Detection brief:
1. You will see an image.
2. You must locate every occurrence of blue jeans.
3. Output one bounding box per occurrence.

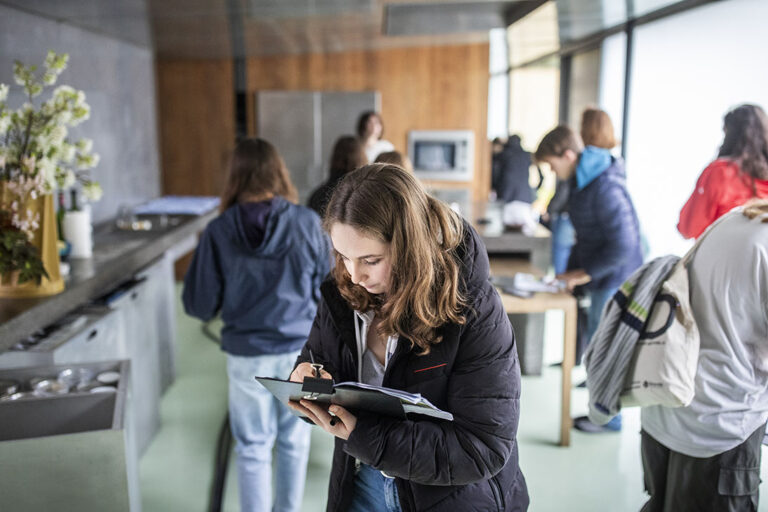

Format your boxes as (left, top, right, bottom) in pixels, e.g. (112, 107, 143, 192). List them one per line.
(227, 351, 310, 512)
(348, 464, 402, 512)
(550, 213, 575, 275)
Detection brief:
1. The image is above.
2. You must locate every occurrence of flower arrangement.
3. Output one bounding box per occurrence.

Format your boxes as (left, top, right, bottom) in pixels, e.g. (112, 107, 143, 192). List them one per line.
(0, 51, 101, 285)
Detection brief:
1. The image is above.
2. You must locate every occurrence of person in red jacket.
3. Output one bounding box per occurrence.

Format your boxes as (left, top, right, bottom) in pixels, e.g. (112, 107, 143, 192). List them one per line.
(678, 104, 768, 239)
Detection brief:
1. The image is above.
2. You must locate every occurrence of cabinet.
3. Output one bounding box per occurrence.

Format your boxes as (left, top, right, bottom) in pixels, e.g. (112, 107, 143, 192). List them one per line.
(0, 361, 140, 512)
(256, 90, 379, 200)
(0, 255, 177, 457)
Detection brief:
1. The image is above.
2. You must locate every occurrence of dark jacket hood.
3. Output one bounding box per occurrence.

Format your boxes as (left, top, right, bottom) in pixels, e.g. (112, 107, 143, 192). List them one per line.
(223, 196, 291, 255)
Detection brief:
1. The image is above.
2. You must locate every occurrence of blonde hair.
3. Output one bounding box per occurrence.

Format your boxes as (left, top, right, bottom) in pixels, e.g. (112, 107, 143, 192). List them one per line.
(743, 198, 768, 222)
(324, 164, 466, 354)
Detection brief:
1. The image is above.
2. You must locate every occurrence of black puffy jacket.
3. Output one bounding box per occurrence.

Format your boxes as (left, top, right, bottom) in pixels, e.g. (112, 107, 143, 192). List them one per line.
(296, 224, 529, 512)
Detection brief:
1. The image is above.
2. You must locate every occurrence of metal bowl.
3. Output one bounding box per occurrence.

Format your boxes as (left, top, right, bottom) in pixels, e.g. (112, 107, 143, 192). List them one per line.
(32, 378, 69, 396)
(0, 379, 19, 398)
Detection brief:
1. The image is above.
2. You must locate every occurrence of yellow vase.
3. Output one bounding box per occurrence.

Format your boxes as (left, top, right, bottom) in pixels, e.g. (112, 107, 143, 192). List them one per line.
(0, 191, 65, 298)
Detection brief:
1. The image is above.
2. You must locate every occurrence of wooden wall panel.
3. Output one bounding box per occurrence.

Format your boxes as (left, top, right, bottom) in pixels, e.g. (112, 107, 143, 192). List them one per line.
(156, 58, 235, 278)
(246, 43, 491, 200)
(156, 58, 235, 197)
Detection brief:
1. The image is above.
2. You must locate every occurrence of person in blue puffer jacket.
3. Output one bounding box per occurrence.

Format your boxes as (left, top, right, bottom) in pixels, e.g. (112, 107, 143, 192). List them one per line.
(183, 138, 331, 512)
(535, 125, 643, 433)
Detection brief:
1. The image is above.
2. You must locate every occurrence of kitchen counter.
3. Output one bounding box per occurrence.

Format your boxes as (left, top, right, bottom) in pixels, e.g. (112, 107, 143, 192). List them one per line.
(460, 201, 551, 270)
(0, 209, 217, 353)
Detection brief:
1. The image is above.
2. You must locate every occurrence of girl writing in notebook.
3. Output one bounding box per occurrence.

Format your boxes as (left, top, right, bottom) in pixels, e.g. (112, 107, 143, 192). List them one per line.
(289, 164, 529, 512)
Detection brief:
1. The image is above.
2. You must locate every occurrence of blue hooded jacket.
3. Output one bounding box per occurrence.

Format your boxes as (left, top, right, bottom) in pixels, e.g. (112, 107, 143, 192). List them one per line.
(182, 197, 331, 356)
(568, 147, 643, 291)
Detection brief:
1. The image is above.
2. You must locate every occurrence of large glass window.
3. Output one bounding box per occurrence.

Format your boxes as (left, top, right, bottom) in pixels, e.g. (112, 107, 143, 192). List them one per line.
(509, 59, 560, 150)
(488, 28, 509, 139)
(508, 1, 559, 68)
(567, 47, 601, 128)
(597, 31, 626, 150)
(625, 0, 768, 257)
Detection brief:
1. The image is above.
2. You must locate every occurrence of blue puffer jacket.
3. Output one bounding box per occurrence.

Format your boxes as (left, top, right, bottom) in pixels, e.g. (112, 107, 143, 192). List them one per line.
(567, 149, 643, 291)
(182, 197, 331, 356)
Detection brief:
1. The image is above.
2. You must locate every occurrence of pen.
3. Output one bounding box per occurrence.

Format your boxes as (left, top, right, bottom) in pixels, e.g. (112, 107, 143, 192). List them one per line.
(309, 349, 321, 378)
(309, 349, 337, 426)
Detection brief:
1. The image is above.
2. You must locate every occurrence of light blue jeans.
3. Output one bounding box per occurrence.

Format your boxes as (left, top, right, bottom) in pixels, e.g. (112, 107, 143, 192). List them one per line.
(348, 463, 402, 512)
(550, 213, 575, 275)
(227, 351, 310, 512)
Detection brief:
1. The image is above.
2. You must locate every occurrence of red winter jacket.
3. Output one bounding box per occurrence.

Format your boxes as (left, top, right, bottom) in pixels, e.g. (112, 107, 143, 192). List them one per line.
(678, 159, 768, 239)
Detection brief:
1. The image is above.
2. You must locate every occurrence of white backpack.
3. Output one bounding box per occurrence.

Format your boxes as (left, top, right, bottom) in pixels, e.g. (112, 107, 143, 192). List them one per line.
(620, 214, 728, 408)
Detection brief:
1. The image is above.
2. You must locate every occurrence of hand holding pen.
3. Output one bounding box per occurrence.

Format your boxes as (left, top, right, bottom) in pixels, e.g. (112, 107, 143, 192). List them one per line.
(288, 350, 350, 431)
(289, 353, 332, 383)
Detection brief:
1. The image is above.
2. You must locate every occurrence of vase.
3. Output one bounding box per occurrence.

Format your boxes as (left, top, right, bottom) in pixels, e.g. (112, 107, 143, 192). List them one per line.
(0, 191, 65, 298)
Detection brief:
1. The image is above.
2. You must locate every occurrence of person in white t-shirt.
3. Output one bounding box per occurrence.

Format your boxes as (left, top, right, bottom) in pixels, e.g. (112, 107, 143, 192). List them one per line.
(640, 200, 768, 512)
(357, 111, 394, 163)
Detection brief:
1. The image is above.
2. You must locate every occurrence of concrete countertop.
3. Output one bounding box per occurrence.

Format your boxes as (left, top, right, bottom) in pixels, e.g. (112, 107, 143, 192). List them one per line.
(0, 208, 217, 353)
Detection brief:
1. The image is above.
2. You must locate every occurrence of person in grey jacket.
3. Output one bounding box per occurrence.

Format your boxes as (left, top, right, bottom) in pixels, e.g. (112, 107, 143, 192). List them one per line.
(183, 138, 331, 512)
(640, 202, 768, 512)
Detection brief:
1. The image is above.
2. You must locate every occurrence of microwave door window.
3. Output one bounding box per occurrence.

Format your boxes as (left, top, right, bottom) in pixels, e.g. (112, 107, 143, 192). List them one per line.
(415, 142, 456, 171)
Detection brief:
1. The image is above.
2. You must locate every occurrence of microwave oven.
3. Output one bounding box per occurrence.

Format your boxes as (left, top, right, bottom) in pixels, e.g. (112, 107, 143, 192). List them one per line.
(407, 130, 474, 181)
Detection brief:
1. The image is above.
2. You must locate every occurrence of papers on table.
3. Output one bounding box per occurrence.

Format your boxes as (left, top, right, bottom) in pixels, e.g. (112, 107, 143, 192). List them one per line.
(132, 196, 220, 216)
(492, 272, 566, 298)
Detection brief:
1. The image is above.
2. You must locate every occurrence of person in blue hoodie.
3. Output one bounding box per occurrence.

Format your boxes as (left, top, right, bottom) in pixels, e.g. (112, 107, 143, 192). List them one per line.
(183, 138, 331, 512)
(535, 125, 643, 433)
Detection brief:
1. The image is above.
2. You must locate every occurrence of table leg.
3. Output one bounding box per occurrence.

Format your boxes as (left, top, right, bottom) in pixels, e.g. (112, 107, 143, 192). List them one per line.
(560, 302, 577, 446)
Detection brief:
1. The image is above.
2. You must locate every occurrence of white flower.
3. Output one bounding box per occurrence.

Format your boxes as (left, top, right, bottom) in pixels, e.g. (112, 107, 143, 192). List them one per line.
(62, 143, 76, 163)
(0, 116, 9, 135)
(58, 110, 72, 124)
(53, 85, 75, 99)
(0, 83, 8, 102)
(60, 170, 76, 190)
(41, 163, 57, 192)
(50, 125, 67, 145)
(76, 138, 93, 153)
(82, 182, 103, 202)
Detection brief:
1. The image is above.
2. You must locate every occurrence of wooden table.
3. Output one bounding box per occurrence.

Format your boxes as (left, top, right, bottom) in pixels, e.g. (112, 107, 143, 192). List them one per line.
(489, 258, 577, 447)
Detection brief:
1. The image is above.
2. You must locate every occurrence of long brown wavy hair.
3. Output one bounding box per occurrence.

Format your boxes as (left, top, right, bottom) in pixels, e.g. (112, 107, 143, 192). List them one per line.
(324, 164, 466, 354)
(719, 105, 768, 192)
(220, 138, 298, 212)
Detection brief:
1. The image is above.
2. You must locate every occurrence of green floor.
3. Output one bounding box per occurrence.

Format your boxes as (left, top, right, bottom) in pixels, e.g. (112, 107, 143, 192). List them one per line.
(140, 287, 768, 511)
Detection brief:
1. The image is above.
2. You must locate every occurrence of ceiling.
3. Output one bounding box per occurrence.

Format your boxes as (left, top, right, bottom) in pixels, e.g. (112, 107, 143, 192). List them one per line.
(0, 0, 696, 59)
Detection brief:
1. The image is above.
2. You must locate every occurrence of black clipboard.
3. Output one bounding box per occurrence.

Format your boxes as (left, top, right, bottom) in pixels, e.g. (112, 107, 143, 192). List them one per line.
(256, 376, 407, 420)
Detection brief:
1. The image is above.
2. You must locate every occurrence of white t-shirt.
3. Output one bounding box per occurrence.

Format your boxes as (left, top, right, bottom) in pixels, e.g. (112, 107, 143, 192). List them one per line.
(354, 310, 398, 386)
(641, 211, 768, 457)
(365, 139, 395, 164)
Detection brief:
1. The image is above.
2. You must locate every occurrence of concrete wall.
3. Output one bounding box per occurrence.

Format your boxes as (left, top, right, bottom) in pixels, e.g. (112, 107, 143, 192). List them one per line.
(0, 3, 160, 223)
